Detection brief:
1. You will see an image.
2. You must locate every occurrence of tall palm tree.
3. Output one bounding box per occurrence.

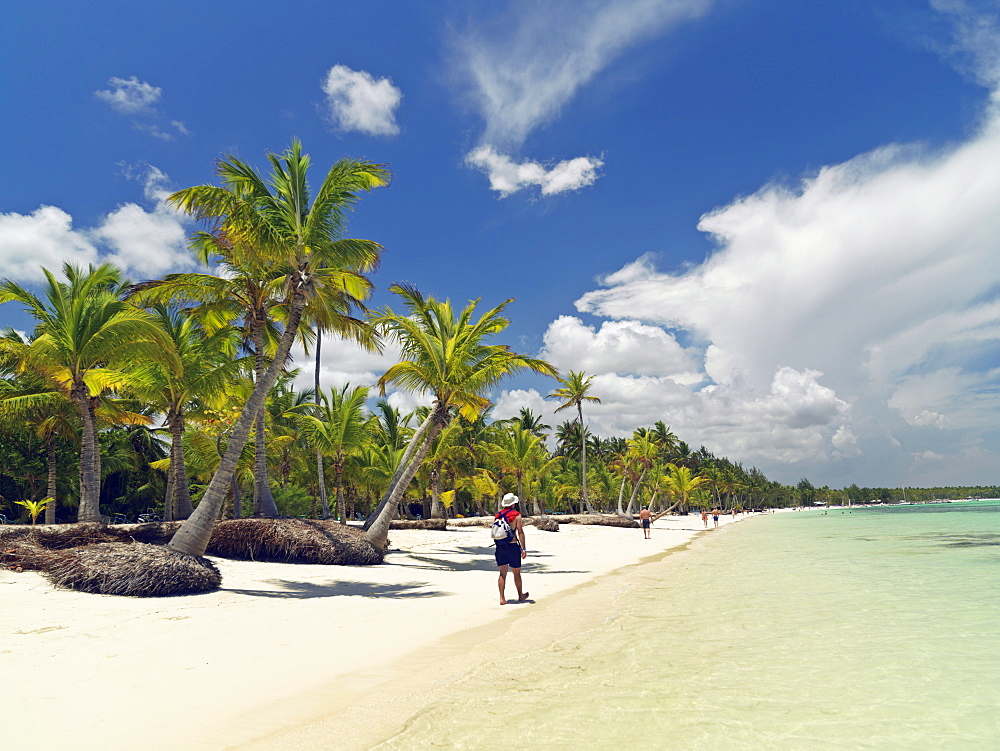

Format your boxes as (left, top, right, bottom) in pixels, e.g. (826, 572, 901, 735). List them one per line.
(0, 263, 175, 523)
(622, 433, 658, 517)
(160, 140, 388, 557)
(363, 284, 556, 548)
(487, 424, 549, 515)
(0, 332, 81, 524)
(656, 463, 710, 518)
(547, 371, 600, 513)
(128, 305, 243, 520)
(298, 384, 372, 521)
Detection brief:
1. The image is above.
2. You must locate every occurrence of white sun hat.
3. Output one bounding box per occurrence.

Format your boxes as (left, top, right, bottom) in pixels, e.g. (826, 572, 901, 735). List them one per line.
(501, 493, 519, 507)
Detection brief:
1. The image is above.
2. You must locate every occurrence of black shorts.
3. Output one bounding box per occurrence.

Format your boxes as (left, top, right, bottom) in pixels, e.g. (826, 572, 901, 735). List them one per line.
(494, 542, 522, 568)
(642, 519, 650, 528)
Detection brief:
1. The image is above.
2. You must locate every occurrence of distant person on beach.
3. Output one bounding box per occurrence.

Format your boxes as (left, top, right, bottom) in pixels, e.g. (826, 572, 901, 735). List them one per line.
(701, 509, 708, 528)
(639, 507, 652, 539)
(494, 493, 528, 605)
(712, 509, 720, 528)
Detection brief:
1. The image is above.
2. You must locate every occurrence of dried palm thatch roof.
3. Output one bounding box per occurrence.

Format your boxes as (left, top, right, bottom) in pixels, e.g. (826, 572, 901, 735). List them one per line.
(206, 518, 384, 565)
(389, 518, 448, 531)
(41, 542, 221, 597)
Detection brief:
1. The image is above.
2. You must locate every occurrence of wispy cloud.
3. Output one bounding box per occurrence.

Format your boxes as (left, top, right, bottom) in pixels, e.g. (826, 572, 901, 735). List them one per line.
(321, 65, 402, 136)
(94, 75, 161, 114)
(454, 0, 711, 196)
(94, 76, 190, 141)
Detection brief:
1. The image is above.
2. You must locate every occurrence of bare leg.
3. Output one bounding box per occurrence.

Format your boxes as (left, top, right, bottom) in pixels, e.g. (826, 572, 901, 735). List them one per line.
(498, 564, 509, 605)
(512, 567, 529, 600)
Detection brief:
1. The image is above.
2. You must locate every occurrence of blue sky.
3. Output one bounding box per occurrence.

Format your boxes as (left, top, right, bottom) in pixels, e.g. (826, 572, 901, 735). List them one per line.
(2, 0, 999, 488)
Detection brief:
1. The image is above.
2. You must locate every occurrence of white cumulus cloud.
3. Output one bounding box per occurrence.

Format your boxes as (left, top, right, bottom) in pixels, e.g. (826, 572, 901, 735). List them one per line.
(540, 315, 701, 383)
(0, 166, 196, 284)
(94, 75, 162, 114)
(506, 0, 1000, 485)
(322, 65, 402, 136)
(0, 206, 99, 283)
(466, 145, 602, 197)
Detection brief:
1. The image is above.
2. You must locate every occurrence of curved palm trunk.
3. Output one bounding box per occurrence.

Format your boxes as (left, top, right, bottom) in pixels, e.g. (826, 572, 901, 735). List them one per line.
(74, 387, 102, 524)
(252, 330, 279, 517)
(652, 497, 682, 521)
(365, 402, 449, 549)
(625, 468, 647, 517)
(168, 298, 306, 557)
(616, 474, 627, 516)
(44, 435, 57, 525)
(362, 410, 438, 531)
(578, 403, 594, 513)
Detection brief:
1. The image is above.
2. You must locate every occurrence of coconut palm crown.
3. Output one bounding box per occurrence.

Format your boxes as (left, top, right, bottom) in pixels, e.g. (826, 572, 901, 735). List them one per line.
(159, 140, 388, 558)
(363, 284, 557, 548)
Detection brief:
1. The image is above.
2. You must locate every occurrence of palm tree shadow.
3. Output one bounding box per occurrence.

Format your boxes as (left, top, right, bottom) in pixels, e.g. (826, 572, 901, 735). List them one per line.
(226, 580, 446, 599)
(391, 544, 585, 575)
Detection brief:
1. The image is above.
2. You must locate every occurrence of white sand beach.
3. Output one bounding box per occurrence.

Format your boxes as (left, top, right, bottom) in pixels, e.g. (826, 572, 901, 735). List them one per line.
(2, 513, 752, 750)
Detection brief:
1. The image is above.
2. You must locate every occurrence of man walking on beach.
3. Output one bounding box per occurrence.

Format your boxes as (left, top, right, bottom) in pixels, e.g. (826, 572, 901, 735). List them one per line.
(494, 493, 529, 605)
(639, 506, 652, 539)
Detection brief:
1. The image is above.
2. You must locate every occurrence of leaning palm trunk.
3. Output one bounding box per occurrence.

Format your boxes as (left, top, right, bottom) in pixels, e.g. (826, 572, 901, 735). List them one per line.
(364, 403, 449, 549)
(616, 475, 627, 516)
(168, 299, 305, 557)
(625, 468, 647, 517)
(362, 409, 439, 531)
(73, 387, 102, 524)
(652, 497, 683, 521)
(44, 435, 57, 525)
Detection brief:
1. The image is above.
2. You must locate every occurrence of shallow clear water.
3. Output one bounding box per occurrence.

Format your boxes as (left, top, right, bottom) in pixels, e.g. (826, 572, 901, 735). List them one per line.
(380, 502, 1000, 749)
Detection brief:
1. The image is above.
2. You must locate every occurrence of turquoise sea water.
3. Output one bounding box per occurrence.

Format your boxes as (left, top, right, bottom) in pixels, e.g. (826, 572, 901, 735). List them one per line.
(381, 502, 1000, 749)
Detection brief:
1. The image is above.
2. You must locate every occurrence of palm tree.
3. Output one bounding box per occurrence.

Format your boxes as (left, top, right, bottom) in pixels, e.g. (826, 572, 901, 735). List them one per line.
(487, 424, 549, 515)
(160, 140, 388, 557)
(622, 433, 658, 517)
(298, 384, 372, 521)
(655, 463, 710, 518)
(0, 344, 80, 524)
(547, 371, 600, 513)
(363, 284, 557, 548)
(127, 305, 243, 520)
(509, 407, 550, 437)
(0, 263, 175, 523)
